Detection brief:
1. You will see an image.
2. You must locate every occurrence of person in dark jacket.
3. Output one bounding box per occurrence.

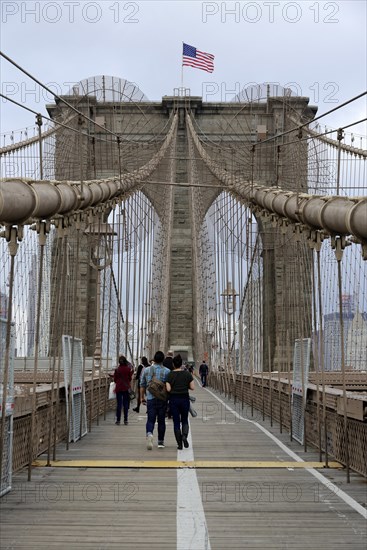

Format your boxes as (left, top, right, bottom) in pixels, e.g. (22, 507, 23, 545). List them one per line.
(166, 354, 195, 449)
(114, 355, 133, 425)
(133, 356, 149, 413)
(199, 360, 209, 387)
(163, 351, 175, 418)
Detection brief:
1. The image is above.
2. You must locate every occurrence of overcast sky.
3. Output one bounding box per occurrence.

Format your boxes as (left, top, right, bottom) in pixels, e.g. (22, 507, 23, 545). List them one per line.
(1, 0, 366, 135)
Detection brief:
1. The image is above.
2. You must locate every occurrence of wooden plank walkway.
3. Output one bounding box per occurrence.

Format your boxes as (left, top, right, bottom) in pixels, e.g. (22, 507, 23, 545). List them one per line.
(1, 382, 366, 549)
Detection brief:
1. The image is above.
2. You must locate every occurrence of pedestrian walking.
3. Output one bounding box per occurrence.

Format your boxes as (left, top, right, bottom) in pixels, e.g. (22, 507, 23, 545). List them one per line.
(163, 350, 174, 371)
(133, 356, 149, 413)
(140, 350, 170, 450)
(166, 354, 195, 450)
(163, 350, 175, 417)
(114, 355, 133, 425)
(199, 360, 209, 387)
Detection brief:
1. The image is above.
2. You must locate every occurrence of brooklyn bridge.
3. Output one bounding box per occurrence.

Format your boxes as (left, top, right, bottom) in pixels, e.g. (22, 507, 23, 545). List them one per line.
(0, 71, 366, 549)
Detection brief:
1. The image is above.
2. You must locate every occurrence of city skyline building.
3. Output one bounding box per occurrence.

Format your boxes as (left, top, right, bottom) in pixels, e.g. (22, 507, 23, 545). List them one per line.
(323, 293, 367, 371)
(0, 290, 9, 320)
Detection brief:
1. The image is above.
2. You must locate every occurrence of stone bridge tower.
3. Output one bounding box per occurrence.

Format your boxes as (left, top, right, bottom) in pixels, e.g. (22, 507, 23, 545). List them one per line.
(47, 87, 316, 368)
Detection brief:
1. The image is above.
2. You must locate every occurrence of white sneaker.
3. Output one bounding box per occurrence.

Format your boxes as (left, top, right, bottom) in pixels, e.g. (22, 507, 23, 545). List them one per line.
(146, 433, 153, 450)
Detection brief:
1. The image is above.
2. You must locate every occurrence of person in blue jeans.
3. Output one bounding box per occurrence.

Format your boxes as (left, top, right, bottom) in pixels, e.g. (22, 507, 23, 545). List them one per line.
(140, 350, 170, 450)
(166, 354, 195, 450)
(114, 355, 133, 425)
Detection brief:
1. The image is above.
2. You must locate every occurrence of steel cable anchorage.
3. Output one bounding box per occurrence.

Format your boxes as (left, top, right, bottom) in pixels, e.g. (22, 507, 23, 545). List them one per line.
(186, 114, 367, 254)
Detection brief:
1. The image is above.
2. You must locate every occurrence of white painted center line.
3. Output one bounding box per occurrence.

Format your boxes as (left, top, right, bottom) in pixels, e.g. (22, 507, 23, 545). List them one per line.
(176, 422, 212, 550)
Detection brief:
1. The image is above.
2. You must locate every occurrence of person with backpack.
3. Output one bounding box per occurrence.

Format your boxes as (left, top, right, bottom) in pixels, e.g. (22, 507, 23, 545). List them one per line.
(166, 354, 195, 450)
(140, 350, 170, 450)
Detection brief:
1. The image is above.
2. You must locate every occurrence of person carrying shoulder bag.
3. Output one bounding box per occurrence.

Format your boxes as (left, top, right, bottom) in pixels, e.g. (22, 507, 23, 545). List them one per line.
(140, 350, 170, 450)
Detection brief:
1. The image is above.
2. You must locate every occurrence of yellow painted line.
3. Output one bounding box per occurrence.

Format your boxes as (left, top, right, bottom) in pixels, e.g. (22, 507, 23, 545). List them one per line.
(33, 459, 342, 469)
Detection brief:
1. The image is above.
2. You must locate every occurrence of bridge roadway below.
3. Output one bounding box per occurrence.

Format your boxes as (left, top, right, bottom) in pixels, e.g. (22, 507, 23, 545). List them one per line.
(1, 381, 366, 549)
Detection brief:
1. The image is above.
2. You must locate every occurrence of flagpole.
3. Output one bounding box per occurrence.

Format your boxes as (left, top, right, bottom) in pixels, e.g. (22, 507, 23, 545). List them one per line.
(181, 42, 184, 90)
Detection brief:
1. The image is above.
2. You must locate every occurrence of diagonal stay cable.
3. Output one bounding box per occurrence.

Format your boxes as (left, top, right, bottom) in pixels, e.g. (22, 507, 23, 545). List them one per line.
(0, 50, 121, 138)
(253, 91, 367, 148)
(0, 93, 112, 146)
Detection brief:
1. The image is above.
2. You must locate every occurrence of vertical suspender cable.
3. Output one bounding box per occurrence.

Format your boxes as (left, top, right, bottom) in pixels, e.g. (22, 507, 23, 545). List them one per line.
(0, 229, 18, 484)
(230, 195, 236, 403)
(106, 207, 116, 371)
(66, 224, 81, 448)
(116, 204, 123, 358)
(287, 328, 292, 441)
(268, 335, 273, 426)
(36, 114, 43, 180)
(80, 221, 89, 438)
(249, 216, 254, 417)
(146, 213, 153, 355)
(238, 203, 244, 407)
(47, 231, 62, 465)
(131, 196, 138, 365)
(141, 201, 148, 355)
(136, 193, 143, 362)
(53, 232, 68, 460)
(316, 247, 328, 465)
(257, 246, 262, 414)
(214, 201, 220, 391)
(116, 139, 123, 358)
(223, 194, 230, 397)
(95, 218, 109, 428)
(125, 203, 131, 359)
(225, 195, 232, 398)
(28, 223, 46, 481)
(102, 208, 116, 423)
(311, 247, 322, 461)
(336, 129, 343, 195)
(277, 335, 282, 433)
(299, 242, 307, 453)
(335, 238, 350, 482)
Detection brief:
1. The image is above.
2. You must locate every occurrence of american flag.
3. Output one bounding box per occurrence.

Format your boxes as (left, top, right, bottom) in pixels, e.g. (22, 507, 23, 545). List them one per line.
(182, 43, 214, 73)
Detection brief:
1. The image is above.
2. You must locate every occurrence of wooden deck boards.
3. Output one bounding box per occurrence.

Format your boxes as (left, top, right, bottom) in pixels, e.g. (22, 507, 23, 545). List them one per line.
(1, 384, 366, 549)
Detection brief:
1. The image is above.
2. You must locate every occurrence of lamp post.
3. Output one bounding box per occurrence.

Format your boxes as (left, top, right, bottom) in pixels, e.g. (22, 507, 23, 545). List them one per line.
(221, 282, 239, 400)
(206, 318, 215, 370)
